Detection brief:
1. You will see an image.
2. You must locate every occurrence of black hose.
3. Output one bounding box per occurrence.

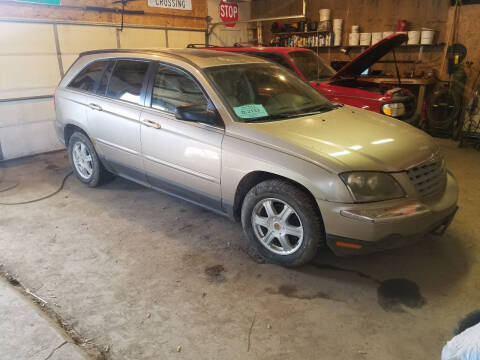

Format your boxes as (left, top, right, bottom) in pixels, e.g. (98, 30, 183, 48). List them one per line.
(0, 171, 73, 206)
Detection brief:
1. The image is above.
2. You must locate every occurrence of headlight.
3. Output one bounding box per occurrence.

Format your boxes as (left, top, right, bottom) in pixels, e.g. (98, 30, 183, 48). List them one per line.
(340, 172, 406, 202)
(382, 102, 405, 117)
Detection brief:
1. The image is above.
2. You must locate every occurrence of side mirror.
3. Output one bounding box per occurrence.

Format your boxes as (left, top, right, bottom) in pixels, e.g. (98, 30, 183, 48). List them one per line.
(175, 104, 220, 125)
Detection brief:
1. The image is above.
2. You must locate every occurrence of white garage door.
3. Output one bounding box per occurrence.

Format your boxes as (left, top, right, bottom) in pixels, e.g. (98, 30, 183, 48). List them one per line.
(0, 20, 205, 161)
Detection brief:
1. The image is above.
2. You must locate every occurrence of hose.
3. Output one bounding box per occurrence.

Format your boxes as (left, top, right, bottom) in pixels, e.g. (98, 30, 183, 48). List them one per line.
(0, 171, 73, 206)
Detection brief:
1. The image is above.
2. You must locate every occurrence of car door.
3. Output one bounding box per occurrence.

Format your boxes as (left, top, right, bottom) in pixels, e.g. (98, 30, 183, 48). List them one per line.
(140, 62, 224, 211)
(87, 59, 151, 183)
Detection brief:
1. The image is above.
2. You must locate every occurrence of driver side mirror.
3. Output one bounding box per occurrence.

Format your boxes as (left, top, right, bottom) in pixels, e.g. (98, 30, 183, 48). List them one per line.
(175, 104, 220, 126)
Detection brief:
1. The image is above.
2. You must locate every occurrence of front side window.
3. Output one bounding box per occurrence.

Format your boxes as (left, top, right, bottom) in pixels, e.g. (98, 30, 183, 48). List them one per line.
(288, 51, 335, 81)
(106, 60, 149, 105)
(151, 64, 208, 114)
(205, 63, 333, 122)
(68, 61, 108, 92)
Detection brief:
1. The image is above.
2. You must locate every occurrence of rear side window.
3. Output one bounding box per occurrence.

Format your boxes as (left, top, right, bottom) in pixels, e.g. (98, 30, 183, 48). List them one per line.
(96, 61, 115, 96)
(106, 60, 149, 105)
(68, 61, 108, 92)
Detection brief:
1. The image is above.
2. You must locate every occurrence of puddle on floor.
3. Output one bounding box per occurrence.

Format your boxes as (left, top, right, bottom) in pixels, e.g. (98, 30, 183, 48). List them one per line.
(377, 278, 426, 312)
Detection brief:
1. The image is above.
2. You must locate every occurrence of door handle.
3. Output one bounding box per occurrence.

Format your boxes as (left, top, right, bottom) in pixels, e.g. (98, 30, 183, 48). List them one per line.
(142, 119, 162, 129)
(89, 103, 102, 111)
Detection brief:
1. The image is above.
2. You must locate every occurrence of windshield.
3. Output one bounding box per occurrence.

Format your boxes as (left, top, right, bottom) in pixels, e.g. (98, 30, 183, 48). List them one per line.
(204, 63, 334, 122)
(288, 51, 335, 82)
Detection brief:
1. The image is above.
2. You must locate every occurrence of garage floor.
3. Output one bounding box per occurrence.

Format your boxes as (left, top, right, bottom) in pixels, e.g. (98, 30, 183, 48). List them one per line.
(0, 138, 479, 360)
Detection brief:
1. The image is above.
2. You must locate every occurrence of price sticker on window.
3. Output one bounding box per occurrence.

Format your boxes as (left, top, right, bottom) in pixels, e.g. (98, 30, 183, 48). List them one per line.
(233, 104, 268, 119)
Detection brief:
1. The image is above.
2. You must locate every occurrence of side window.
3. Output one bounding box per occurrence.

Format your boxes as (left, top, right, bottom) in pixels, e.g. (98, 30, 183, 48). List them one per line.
(151, 64, 208, 114)
(249, 52, 294, 71)
(106, 60, 149, 105)
(68, 61, 108, 92)
(96, 61, 115, 96)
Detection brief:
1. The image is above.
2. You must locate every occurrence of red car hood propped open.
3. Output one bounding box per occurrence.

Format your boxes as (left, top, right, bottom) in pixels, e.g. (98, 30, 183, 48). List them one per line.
(331, 33, 408, 79)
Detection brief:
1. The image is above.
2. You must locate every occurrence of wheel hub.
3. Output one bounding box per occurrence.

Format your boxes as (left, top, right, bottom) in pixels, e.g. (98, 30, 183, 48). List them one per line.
(251, 198, 304, 256)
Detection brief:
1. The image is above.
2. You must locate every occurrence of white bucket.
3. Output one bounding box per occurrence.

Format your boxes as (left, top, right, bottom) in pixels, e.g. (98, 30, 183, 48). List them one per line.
(421, 29, 435, 45)
(333, 19, 343, 31)
(351, 25, 360, 33)
(372, 32, 383, 44)
(334, 31, 342, 46)
(319, 9, 331, 22)
(383, 31, 394, 38)
(407, 30, 421, 45)
(349, 32, 360, 46)
(359, 32, 371, 46)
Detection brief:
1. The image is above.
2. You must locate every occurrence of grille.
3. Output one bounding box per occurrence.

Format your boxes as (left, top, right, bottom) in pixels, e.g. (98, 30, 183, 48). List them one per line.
(407, 156, 447, 198)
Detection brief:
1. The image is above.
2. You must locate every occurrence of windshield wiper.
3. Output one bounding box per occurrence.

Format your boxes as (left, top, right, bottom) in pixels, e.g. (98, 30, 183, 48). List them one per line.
(243, 113, 294, 123)
(243, 104, 344, 123)
(294, 103, 344, 116)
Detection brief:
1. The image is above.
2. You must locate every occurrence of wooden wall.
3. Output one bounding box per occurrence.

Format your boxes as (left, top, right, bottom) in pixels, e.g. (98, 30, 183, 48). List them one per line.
(252, 0, 451, 77)
(0, 0, 207, 29)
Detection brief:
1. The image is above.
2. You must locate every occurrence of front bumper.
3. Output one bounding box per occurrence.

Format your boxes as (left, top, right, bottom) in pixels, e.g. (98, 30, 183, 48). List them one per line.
(317, 171, 459, 256)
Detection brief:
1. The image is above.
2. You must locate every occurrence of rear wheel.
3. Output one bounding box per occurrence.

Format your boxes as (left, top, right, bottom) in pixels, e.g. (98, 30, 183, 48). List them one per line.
(68, 132, 113, 187)
(241, 179, 324, 267)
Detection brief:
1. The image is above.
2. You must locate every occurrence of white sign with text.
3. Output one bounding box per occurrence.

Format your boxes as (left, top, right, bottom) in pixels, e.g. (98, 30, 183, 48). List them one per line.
(148, 0, 192, 11)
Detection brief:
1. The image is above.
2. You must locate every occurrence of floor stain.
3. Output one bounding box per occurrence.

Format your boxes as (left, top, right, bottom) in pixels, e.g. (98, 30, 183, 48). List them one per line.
(204, 265, 226, 283)
(377, 278, 426, 312)
(266, 284, 340, 301)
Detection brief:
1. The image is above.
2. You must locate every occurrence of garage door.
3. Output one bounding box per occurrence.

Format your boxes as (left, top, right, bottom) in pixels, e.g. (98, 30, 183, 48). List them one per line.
(0, 20, 205, 161)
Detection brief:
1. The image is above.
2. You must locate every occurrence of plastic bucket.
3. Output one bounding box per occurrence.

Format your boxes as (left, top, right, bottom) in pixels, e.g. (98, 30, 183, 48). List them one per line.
(333, 18, 343, 31)
(383, 31, 394, 38)
(372, 32, 383, 44)
(319, 9, 331, 22)
(349, 32, 360, 46)
(421, 29, 435, 45)
(359, 32, 371, 46)
(407, 30, 421, 45)
(351, 25, 360, 33)
(334, 31, 342, 46)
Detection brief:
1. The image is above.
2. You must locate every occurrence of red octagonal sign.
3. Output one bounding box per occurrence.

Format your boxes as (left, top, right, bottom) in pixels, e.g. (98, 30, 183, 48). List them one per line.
(219, 0, 238, 28)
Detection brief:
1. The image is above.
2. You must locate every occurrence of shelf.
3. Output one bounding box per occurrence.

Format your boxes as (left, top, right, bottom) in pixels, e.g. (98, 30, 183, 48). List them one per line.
(345, 43, 445, 48)
(272, 30, 331, 35)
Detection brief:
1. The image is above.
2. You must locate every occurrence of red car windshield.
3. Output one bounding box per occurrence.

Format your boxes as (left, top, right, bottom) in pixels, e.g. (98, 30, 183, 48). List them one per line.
(288, 51, 335, 82)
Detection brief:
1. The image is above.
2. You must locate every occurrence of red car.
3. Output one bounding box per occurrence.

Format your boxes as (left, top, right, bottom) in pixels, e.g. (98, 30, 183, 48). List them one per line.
(202, 34, 416, 121)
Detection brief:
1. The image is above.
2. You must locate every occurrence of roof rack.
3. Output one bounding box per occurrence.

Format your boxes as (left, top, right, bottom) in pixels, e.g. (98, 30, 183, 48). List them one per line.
(186, 44, 220, 48)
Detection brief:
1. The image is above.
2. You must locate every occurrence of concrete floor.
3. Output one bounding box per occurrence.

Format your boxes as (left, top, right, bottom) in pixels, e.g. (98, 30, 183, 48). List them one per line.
(0, 138, 479, 360)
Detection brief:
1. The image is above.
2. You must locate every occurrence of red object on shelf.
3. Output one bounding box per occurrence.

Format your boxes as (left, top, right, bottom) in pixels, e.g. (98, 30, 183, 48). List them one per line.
(397, 20, 407, 32)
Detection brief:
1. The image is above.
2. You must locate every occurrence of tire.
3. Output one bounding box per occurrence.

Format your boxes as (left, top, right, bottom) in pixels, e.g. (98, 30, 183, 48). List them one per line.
(241, 179, 324, 267)
(68, 131, 114, 187)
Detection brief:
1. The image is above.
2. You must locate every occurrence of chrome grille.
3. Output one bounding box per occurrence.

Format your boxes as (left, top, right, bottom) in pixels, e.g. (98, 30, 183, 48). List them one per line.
(407, 156, 447, 198)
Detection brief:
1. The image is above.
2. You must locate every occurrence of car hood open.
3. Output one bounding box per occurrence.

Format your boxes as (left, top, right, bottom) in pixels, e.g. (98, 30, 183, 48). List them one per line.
(235, 106, 439, 173)
(331, 33, 408, 79)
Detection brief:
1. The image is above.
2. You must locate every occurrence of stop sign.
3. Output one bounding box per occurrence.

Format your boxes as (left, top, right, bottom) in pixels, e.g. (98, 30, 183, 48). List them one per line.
(219, 0, 238, 28)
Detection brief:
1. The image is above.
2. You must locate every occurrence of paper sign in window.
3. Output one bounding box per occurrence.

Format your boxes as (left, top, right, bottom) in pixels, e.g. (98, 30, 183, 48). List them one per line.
(233, 104, 268, 119)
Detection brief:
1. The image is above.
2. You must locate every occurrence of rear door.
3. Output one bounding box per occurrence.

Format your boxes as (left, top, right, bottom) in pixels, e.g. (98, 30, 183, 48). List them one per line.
(87, 59, 151, 183)
(140, 62, 224, 211)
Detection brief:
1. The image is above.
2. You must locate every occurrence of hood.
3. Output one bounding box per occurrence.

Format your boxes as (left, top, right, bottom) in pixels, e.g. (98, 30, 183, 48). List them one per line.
(234, 106, 439, 173)
(332, 33, 408, 79)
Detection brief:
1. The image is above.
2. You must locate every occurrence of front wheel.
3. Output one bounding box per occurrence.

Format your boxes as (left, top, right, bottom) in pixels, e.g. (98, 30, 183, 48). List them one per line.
(241, 179, 324, 267)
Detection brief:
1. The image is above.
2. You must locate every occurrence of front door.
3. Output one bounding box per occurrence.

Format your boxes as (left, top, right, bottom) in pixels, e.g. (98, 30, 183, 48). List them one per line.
(140, 63, 224, 211)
